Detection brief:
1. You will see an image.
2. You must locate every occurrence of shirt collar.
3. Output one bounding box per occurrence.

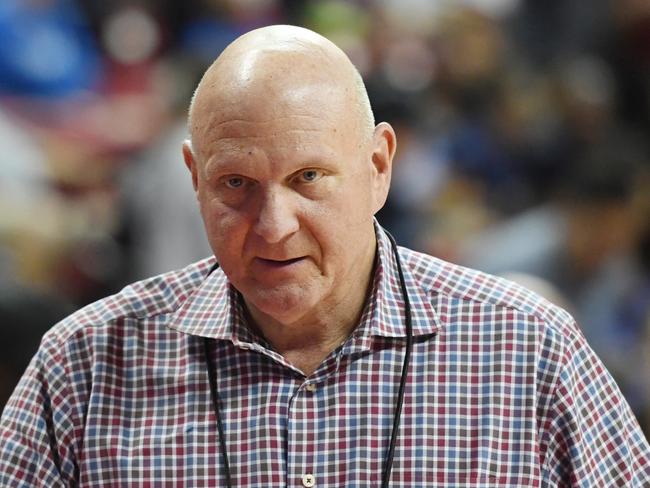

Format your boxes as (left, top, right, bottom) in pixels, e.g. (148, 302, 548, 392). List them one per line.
(357, 222, 440, 340)
(167, 221, 440, 341)
(167, 264, 248, 342)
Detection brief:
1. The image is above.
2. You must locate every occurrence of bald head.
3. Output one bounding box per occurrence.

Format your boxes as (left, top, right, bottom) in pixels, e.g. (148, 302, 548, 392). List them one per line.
(187, 25, 374, 156)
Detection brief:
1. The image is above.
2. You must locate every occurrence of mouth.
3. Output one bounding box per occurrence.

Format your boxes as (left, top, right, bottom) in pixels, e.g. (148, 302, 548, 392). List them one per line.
(255, 256, 306, 268)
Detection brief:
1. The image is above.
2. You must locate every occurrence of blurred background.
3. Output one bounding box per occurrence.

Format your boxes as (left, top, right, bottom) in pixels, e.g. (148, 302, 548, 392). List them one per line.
(0, 0, 648, 434)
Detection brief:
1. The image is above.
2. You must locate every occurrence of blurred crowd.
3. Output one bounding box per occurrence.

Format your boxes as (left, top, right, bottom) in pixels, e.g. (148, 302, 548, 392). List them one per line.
(1, 0, 649, 434)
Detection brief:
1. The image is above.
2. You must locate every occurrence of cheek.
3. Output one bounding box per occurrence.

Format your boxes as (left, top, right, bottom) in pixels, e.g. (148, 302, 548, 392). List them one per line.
(306, 188, 375, 258)
(328, 182, 375, 224)
(199, 198, 248, 258)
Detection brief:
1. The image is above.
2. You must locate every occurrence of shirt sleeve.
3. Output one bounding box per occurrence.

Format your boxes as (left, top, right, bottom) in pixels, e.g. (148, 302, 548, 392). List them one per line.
(0, 335, 80, 487)
(539, 326, 650, 487)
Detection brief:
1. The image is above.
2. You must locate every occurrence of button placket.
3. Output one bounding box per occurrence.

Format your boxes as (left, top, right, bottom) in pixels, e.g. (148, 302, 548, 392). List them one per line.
(287, 380, 319, 488)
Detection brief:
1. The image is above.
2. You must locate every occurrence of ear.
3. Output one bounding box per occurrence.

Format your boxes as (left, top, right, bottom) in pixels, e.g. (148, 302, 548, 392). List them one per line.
(182, 139, 199, 193)
(369, 122, 397, 214)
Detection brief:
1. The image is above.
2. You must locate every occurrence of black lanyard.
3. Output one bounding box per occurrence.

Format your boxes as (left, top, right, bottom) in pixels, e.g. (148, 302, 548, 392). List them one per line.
(203, 230, 413, 487)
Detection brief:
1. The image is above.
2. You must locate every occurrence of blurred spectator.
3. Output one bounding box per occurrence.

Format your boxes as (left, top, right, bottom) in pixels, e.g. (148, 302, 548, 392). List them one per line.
(0, 0, 100, 97)
(121, 57, 212, 279)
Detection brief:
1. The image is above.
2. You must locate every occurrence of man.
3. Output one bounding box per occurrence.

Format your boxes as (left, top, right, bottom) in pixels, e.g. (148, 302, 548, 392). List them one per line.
(1, 25, 649, 487)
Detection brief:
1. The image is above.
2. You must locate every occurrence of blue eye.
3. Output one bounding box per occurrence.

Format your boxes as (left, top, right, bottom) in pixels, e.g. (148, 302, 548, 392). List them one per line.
(225, 177, 244, 189)
(300, 170, 322, 182)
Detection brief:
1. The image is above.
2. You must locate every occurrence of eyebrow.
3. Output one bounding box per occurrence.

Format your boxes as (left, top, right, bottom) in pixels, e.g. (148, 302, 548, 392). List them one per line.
(203, 155, 251, 179)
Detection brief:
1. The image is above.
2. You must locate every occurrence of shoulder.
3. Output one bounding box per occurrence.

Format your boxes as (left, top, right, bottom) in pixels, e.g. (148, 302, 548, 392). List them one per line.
(398, 246, 578, 340)
(44, 257, 217, 347)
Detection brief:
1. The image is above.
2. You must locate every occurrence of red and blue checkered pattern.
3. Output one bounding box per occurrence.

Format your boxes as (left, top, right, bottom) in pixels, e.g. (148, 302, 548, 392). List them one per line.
(1, 225, 649, 486)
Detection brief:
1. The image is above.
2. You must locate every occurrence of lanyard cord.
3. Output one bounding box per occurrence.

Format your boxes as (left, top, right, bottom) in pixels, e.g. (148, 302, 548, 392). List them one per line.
(381, 231, 413, 488)
(203, 230, 413, 487)
(204, 336, 233, 487)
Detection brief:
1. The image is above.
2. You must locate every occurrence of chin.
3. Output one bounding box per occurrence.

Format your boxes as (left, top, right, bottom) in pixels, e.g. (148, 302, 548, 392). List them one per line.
(247, 284, 321, 325)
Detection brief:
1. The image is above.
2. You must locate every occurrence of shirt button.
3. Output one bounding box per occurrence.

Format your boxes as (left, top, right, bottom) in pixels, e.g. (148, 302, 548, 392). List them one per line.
(305, 383, 317, 393)
(302, 473, 316, 487)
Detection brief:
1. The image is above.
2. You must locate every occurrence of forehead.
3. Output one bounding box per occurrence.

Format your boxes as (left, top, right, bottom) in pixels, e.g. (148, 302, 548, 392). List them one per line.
(200, 116, 347, 179)
(203, 96, 333, 137)
(194, 84, 358, 165)
(200, 76, 348, 126)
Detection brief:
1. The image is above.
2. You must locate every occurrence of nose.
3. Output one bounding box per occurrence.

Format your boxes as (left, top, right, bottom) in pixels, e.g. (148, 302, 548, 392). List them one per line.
(252, 187, 300, 243)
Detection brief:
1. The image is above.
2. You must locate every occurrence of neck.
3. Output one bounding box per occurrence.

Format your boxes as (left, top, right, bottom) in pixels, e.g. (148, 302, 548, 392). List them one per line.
(256, 321, 353, 376)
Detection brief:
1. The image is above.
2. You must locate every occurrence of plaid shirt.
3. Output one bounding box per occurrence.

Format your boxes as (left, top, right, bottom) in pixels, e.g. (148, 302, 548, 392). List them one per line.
(1, 226, 649, 487)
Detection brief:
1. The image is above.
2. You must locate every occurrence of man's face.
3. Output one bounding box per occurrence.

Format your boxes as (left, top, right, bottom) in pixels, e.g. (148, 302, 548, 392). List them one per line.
(186, 84, 388, 326)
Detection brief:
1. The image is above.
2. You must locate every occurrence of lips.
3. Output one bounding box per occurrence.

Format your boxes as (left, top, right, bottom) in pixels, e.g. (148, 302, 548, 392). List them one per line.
(250, 255, 310, 279)
(255, 256, 306, 268)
